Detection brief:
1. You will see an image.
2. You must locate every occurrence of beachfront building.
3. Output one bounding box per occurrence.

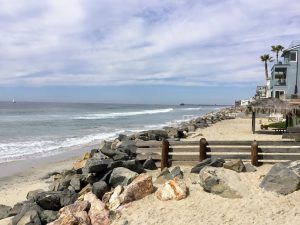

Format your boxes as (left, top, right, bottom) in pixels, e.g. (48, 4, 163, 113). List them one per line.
(255, 85, 267, 99)
(270, 41, 300, 99)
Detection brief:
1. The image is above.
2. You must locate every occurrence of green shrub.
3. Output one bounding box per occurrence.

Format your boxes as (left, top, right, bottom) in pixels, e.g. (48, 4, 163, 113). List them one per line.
(268, 121, 286, 129)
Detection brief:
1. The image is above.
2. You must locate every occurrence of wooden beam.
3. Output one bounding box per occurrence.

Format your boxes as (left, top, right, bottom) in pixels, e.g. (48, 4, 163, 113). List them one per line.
(251, 140, 258, 166)
(199, 138, 208, 161)
(161, 139, 169, 171)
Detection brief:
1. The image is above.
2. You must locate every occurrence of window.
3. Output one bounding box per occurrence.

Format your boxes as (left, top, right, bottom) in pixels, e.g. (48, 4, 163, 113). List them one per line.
(290, 51, 297, 62)
(275, 91, 285, 99)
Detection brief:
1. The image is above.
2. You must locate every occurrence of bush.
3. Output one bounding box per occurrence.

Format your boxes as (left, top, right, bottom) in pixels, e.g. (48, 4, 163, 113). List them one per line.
(268, 121, 286, 129)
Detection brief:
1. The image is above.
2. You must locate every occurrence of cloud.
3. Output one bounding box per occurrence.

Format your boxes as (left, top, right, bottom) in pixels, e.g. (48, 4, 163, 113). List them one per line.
(1, 0, 300, 86)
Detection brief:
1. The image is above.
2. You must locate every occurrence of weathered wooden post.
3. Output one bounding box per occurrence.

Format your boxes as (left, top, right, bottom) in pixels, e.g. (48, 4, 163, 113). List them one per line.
(252, 112, 256, 134)
(161, 139, 169, 170)
(199, 138, 208, 161)
(251, 140, 258, 166)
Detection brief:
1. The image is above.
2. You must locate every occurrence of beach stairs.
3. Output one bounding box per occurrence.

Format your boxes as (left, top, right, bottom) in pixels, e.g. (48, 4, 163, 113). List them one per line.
(136, 139, 300, 169)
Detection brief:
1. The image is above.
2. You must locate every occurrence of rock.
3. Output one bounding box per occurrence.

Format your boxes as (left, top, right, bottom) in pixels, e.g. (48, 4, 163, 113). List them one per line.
(41, 171, 60, 180)
(244, 163, 257, 172)
(109, 167, 138, 188)
(16, 210, 41, 225)
(147, 130, 168, 141)
(260, 162, 300, 195)
(11, 202, 43, 225)
(34, 191, 78, 211)
(121, 160, 145, 173)
(0, 204, 12, 220)
(156, 177, 188, 201)
(26, 189, 45, 201)
(82, 158, 113, 174)
(49, 201, 91, 224)
(121, 173, 154, 203)
(8, 202, 24, 217)
(116, 140, 137, 157)
(34, 191, 61, 211)
(223, 159, 245, 172)
(70, 177, 81, 191)
(84, 192, 110, 225)
(163, 127, 179, 138)
(155, 168, 173, 184)
(108, 185, 124, 210)
(40, 210, 58, 224)
(59, 201, 90, 215)
(102, 191, 113, 204)
(100, 149, 129, 161)
(171, 166, 183, 179)
(99, 140, 113, 151)
(73, 152, 92, 170)
(143, 158, 158, 170)
(122, 159, 145, 173)
(92, 181, 109, 199)
(199, 166, 242, 198)
(190, 158, 225, 174)
(48, 211, 90, 225)
(111, 139, 121, 150)
(79, 184, 93, 197)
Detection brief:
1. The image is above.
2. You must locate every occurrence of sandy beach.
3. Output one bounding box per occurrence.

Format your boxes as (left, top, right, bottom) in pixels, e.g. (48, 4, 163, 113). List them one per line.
(1, 116, 298, 225)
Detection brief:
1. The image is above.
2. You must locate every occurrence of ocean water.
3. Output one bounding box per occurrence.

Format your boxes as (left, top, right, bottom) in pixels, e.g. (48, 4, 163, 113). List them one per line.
(0, 102, 220, 163)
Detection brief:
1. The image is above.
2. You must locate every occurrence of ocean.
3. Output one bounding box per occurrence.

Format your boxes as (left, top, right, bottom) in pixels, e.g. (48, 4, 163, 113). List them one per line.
(0, 102, 221, 163)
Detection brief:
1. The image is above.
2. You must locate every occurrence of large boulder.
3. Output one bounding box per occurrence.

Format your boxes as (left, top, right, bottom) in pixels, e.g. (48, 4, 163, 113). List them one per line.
(260, 162, 300, 195)
(109, 167, 138, 188)
(147, 130, 168, 141)
(82, 158, 113, 174)
(84, 193, 110, 225)
(92, 181, 109, 199)
(0, 204, 12, 220)
(115, 140, 137, 156)
(199, 166, 243, 198)
(191, 158, 225, 174)
(155, 168, 174, 184)
(156, 177, 188, 201)
(121, 173, 154, 203)
(223, 159, 245, 172)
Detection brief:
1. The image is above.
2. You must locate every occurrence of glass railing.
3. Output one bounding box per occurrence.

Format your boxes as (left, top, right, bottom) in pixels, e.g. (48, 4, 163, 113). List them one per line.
(273, 79, 286, 86)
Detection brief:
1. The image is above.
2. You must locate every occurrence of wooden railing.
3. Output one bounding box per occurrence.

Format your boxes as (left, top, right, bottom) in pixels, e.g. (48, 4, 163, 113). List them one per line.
(136, 138, 300, 170)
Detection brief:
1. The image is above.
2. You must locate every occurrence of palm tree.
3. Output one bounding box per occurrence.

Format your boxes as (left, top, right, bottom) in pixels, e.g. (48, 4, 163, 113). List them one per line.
(260, 54, 273, 80)
(271, 45, 284, 64)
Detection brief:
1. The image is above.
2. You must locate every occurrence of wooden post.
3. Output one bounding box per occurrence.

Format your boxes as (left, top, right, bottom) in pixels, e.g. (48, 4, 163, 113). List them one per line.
(161, 139, 169, 171)
(252, 112, 256, 134)
(251, 140, 258, 166)
(199, 138, 208, 161)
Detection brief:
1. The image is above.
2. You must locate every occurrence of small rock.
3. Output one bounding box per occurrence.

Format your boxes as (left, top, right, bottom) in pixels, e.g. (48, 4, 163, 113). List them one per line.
(92, 181, 109, 199)
(223, 159, 245, 172)
(143, 158, 158, 170)
(109, 167, 138, 188)
(0, 204, 12, 220)
(108, 185, 124, 210)
(244, 163, 257, 172)
(156, 177, 188, 201)
(82, 158, 113, 175)
(70, 177, 81, 191)
(190, 158, 225, 174)
(155, 168, 173, 184)
(79, 184, 93, 197)
(171, 166, 183, 179)
(121, 160, 145, 173)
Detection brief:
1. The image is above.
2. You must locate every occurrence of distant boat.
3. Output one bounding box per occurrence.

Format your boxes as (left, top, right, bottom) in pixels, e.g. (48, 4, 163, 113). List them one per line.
(12, 99, 16, 103)
(180, 103, 185, 106)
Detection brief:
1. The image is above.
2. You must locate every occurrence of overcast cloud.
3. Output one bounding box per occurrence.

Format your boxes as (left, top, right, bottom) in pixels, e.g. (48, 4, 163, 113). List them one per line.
(1, 0, 300, 87)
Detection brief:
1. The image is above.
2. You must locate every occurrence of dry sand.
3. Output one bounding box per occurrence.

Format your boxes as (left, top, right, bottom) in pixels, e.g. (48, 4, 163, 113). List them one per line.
(1, 116, 299, 225)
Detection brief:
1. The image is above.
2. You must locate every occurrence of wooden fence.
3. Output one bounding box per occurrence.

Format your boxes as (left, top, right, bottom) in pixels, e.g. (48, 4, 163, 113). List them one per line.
(136, 138, 300, 170)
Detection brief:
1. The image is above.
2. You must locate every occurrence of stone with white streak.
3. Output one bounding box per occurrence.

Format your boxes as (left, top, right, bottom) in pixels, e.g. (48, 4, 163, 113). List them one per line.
(155, 177, 188, 201)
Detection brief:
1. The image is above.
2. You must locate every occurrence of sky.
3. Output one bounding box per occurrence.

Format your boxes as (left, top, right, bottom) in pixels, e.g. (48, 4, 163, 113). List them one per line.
(1, 0, 300, 105)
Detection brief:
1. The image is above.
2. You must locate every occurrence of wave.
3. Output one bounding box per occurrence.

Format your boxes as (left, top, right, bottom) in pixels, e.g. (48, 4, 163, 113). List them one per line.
(0, 131, 124, 163)
(73, 108, 174, 120)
